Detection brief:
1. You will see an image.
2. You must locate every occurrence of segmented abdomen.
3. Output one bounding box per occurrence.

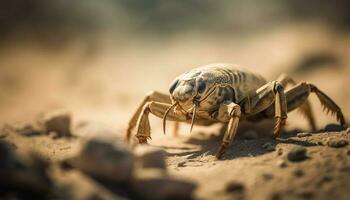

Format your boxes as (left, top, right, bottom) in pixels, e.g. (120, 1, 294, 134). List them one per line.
(200, 64, 267, 102)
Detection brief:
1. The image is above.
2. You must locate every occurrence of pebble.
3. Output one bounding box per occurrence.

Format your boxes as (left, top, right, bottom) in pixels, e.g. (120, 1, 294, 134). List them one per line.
(68, 139, 134, 183)
(134, 146, 167, 169)
(287, 146, 307, 162)
(327, 139, 348, 148)
(297, 132, 312, 137)
(132, 169, 196, 200)
(43, 111, 72, 137)
(0, 140, 52, 197)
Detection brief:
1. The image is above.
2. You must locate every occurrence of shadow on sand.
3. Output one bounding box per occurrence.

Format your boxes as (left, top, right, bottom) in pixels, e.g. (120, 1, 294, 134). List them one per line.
(166, 121, 345, 160)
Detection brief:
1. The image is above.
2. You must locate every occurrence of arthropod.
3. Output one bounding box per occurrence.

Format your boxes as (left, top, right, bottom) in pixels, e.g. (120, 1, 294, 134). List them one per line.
(126, 63, 345, 159)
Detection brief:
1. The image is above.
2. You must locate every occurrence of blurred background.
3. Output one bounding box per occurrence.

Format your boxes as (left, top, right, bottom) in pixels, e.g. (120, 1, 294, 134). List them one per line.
(0, 0, 349, 132)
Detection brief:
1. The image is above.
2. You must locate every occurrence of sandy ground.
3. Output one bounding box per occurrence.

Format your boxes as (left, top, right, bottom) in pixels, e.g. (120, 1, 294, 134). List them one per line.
(0, 24, 350, 199)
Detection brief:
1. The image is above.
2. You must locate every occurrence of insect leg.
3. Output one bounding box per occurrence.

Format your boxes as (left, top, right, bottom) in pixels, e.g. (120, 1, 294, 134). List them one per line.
(284, 82, 345, 127)
(241, 81, 287, 138)
(135, 101, 188, 144)
(277, 73, 316, 131)
(127, 91, 171, 141)
(214, 102, 241, 159)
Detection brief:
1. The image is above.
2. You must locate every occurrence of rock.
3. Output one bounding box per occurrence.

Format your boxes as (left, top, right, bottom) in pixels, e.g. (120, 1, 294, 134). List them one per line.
(43, 111, 72, 137)
(134, 146, 166, 169)
(327, 139, 348, 148)
(68, 139, 134, 183)
(287, 146, 307, 162)
(262, 142, 275, 152)
(132, 169, 196, 200)
(277, 160, 287, 168)
(297, 132, 312, 137)
(0, 140, 53, 198)
(243, 130, 258, 140)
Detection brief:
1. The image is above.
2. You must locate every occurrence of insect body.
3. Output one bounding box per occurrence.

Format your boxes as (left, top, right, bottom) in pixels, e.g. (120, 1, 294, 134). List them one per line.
(127, 63, 345, 159)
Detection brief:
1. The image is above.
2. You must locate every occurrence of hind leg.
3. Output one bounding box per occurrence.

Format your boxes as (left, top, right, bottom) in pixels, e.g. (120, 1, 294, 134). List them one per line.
(277, 74, 316, 131)
(284, 82, 345, 127)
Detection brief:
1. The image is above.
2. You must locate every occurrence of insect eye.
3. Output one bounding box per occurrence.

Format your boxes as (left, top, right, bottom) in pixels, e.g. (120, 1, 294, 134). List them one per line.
(169, 79, 179, 94)
(197, 80, 206, 93)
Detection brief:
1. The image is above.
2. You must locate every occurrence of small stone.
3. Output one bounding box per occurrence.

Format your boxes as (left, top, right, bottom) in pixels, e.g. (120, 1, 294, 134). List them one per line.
(287, 146, 307, 162)
(225, 181, 245, 193)
(297, 132, 312, 137)
(327, 139, 348, 148)
(68, 139, 134, 183)
(134, 146, 167, 169)
(262, 142, 276, 152)
(0, 140, 52, 197)
(132, 169, 196, 200)
(243, 130, 258, 140)
(293, 169, 304, 177)
(277, 160, 287, 168)
(43, 111, 72, 137)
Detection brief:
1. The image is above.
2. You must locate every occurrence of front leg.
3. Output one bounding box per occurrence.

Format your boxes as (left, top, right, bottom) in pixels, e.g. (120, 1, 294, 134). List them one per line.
(214, 102, 241, 159)
(135, 101, 189, 144)
(127, 91, 172, 141)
